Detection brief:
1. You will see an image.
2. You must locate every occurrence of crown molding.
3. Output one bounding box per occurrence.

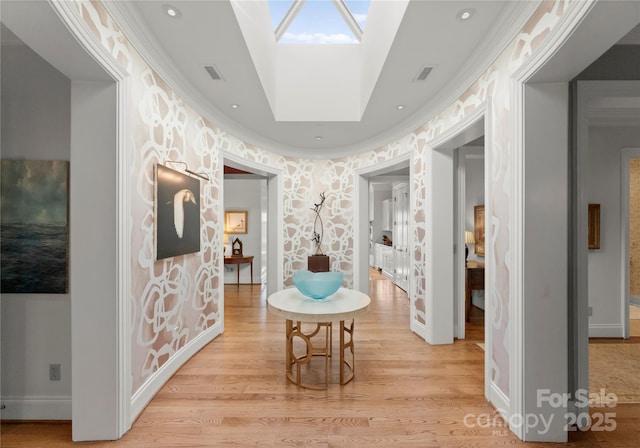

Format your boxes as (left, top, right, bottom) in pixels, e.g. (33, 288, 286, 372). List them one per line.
(103, 0, 539, 160)
(102, 1, 295, 156)
(372, 0, 541, 151)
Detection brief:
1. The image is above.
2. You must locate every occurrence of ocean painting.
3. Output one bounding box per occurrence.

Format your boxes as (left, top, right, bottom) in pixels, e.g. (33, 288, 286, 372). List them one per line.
(1, 160, 69, 293)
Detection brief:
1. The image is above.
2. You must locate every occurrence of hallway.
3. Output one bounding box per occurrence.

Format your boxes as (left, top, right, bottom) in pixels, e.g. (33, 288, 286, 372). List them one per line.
(1, 270, 638, 446)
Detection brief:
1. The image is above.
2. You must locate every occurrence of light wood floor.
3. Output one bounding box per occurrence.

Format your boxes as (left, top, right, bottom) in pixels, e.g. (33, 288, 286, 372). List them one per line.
(2, 269, 638, 447)
(630, 305, 640, 337)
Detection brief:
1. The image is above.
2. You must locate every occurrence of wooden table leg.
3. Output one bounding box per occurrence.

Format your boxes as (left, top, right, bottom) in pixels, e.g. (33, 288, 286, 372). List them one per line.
(285, 321, 330, 390)
(236, 265, 240, 287)
(340, 319, 355, 385)
(285, 319, 292, 375)
(250, 260, 253, 286)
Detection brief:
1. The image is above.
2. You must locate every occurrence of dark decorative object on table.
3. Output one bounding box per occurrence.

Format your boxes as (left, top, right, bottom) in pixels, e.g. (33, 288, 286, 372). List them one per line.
(311, 192, 326, 255)
(232, 237, 243, 256)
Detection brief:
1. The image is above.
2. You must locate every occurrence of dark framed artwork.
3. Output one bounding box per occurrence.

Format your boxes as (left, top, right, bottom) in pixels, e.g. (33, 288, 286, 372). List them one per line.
(224, 210, 248, 234)
(474, 205, 485, 257)
(155, 163, 201, 260)
(1, 160, 69, 293)
(588, 203, 600, 250)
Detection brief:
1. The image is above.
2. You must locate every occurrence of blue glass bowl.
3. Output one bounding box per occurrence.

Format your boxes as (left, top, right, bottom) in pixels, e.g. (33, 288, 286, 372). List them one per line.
(292, 270, 344, 299)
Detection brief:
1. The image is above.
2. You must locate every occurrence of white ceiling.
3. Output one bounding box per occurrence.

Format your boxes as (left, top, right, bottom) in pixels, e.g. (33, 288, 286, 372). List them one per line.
(104, 0, 535, 158)
(4, 1, 635, 159)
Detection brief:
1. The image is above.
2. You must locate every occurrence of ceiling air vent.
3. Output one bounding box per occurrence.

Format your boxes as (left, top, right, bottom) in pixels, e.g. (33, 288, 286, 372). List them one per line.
(204, 65, 223, 81)
(414, 66, 434, 82)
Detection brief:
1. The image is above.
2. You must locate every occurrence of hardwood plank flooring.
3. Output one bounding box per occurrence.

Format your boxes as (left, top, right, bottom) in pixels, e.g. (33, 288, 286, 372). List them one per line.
(2, 269, 638, 447)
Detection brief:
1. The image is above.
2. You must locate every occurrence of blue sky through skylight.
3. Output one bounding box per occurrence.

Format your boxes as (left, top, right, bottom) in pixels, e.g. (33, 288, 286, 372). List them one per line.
(268, 0, 370, 44)
(344, 0, 369, 31)
(268, 0, 294, 30)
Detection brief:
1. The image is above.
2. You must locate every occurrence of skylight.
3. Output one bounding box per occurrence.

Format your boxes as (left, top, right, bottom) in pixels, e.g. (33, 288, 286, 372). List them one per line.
(268, 0, 370, 44)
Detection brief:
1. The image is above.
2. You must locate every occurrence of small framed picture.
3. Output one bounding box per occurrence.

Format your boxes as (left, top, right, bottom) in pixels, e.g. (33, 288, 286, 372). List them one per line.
(474, 205, 485, 257)
(225, 210, 247, 234)
(588, 203, 600, 250)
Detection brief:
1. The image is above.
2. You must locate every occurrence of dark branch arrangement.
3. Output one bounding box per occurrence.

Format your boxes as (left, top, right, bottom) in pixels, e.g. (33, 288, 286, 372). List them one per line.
(311, 192, 326, 255)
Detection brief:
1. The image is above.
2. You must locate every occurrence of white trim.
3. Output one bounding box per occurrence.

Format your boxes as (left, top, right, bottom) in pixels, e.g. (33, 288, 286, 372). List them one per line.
(354, 151, 412, 177)
(410, 320, 427, 341)
(333, 0, 363, 41)
(455, 151, 465, 340)
(428, 103, 487, 345)
(588, 324, 625, 339)
(130, 322, 222, 420)
(0, 396, 71, 420)
(621, 148, 640, 338)
(481, 105, 494, 403)
(49, 0, 132, 439)
(489, 383, 510, 427)
(274, 0, 305, 42)
(509, 75, 526, 440)
(427, 105, 486, 151)
(353, 174, 369, 294)
(508, 1, 600, 441)
(220, 151, 284, 296)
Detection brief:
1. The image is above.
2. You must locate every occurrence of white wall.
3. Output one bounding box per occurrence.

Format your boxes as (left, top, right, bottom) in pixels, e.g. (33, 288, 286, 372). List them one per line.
(0, 30, 72, 419)
(223, 179, 265, 284)
(464, 149, 484, 265)
(70, 79, 118, 440)
(369, 183, 392, 249)
(522, 82, 569, 441)
(588, 126, 640, 336)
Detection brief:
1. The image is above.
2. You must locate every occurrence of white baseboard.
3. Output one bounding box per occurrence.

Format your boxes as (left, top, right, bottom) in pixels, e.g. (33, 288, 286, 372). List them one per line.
(130, 322, 223, 420)
(410, 318, 427, 341)
(489, 382, 510, 420)
(588, 323, 624, 338)
(0, 396, 71, 420)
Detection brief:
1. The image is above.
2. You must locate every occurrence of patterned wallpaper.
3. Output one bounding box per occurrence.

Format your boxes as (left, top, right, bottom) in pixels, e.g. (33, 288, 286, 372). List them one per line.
(631, 159, 640, 296)
(72, 0, 571, 397)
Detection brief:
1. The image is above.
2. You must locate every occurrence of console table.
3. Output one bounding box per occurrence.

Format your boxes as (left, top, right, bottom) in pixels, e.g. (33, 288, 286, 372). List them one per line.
(465, 265, 484, 322)
(267, 287, 370, 389)
(224, 255, 254, 287)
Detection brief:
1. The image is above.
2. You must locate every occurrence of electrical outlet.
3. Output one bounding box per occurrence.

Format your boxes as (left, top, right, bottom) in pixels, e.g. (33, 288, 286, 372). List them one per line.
(588, 306, 593, 317)
(49, 363, 61, 381)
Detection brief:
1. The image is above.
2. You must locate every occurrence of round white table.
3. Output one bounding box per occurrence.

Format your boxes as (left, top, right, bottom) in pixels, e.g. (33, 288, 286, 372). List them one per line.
(267, 287, 370, 389)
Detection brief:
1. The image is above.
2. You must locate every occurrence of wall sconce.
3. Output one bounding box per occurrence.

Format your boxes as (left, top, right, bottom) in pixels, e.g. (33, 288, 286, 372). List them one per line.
(164, 160, 210, 181)
(465, 230, 476, 265)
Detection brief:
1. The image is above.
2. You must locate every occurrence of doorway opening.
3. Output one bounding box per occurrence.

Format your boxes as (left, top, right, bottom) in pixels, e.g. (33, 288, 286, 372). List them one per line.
(354, 155, 412, 321)
(626, 153, 640, 338)
(456, 138, 486, 342)
(220, 155, 283, 313)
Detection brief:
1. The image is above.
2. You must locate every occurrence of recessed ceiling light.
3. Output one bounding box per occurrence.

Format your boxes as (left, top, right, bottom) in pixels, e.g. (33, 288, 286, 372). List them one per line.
(314, 136, 322, 140)
(231, 104, 239, 109)
(456, 8, 475, 21)
(163, 4, 181, 18)
(396, 105, 405, 110)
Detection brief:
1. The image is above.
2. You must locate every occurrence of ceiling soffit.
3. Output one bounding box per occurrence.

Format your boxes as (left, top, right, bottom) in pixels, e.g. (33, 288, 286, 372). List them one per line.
(103, 1, 538, 159)
(230, 0, 409, 122)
